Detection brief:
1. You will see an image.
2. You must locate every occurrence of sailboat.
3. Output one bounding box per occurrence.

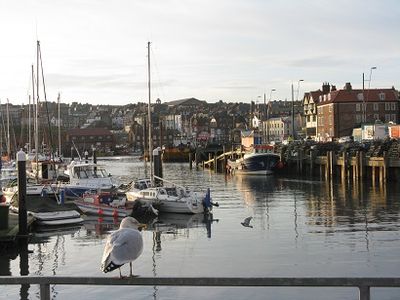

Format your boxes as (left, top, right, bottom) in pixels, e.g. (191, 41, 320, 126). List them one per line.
(5, 40, 83, 226)
(125, 42, 215, 214)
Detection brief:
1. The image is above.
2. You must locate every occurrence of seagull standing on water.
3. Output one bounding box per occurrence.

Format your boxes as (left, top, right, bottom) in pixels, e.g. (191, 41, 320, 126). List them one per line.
(241, 216, 253, 228)
(101, 216, 146, 278)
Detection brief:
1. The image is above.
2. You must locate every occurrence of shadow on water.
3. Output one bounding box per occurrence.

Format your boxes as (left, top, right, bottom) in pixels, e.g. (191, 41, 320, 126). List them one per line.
(0, 238, 30, 300)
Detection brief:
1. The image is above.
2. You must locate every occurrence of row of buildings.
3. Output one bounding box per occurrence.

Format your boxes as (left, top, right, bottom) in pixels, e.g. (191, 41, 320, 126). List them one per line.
(253, 82, 399, 142)
(1, 81, 399, 156)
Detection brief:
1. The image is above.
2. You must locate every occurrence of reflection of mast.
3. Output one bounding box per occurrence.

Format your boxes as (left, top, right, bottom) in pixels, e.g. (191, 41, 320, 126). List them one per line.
(152, 231, 160, 300)
(293, 188, 298, 244)
(359, 182, 369, 251)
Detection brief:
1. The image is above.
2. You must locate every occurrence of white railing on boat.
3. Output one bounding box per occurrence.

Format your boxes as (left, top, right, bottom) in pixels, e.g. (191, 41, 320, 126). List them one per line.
(1, 276, 399, 300)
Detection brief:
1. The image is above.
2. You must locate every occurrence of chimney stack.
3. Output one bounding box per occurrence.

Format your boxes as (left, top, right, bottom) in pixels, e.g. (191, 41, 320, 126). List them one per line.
(322, 82, 331, 94)
(344, 82, 352, 91)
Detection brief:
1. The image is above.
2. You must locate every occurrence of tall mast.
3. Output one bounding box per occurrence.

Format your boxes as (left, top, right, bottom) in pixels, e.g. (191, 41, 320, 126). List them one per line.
(57, 92, 61, 157)
(147, 41, 153, 183)
(35, 40, 40, 181)
(6, 99, 10, 158)
(31, 64, 35, 155)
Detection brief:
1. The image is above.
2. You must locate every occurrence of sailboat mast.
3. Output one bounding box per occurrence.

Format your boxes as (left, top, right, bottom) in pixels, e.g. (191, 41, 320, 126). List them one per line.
(57, 92, 61, 157)
(31, 64, 35, 155)
(147, 41, 153, 183)
(6, 99, 10, 158)
(35, 40, 40, 181)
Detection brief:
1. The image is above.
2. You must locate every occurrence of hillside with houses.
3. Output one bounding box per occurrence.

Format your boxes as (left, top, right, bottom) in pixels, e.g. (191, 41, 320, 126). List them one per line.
(1, 82, 399, 158)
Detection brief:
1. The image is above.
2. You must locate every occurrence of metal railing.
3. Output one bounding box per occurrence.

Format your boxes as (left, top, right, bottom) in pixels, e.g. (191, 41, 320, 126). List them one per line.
(1, 276, 400, 300)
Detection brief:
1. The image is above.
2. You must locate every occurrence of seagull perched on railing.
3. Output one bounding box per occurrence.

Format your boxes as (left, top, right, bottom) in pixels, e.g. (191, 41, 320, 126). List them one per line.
(101, 216, 146, 278)
(241, 216, 253, 228)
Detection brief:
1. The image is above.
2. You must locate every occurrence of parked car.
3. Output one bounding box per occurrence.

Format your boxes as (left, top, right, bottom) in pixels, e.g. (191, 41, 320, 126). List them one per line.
(338, 136, 353, 143)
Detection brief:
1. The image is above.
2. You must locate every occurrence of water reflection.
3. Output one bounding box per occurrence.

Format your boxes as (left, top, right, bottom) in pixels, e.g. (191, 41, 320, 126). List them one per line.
(232, 175, 400, 237)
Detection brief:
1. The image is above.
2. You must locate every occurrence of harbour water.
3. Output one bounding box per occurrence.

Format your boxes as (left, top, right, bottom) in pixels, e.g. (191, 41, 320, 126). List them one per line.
(1, 156, 400, 299)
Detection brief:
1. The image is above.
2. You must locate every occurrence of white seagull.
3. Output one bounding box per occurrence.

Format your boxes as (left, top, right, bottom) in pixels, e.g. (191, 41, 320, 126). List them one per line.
(101, 216, 146, 278)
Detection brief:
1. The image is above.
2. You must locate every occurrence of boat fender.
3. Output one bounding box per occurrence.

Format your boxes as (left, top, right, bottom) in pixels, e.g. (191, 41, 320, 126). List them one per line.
(112, 209, 118, 218)
(98, 208, 103, 215)
(41, 188, 48, 197)
(60, 189, 65, 205)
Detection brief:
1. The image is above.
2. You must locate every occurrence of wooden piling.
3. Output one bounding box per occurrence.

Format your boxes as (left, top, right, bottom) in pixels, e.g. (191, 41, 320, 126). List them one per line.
(383, 151, 388, 183)
(359, 151, 365, 180)
(214, 152, 218, 173)
(309, 149, 315, 178)
(17, 150, 28, 237)
(342, 151, 347, 181)
(195, 150, 199, 171)
(325, 154, 329, 181)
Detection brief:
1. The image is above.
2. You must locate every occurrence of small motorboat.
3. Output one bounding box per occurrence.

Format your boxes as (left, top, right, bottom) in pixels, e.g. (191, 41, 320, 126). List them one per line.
(74, 191, 133, 218)
(32, 210, 84, 226)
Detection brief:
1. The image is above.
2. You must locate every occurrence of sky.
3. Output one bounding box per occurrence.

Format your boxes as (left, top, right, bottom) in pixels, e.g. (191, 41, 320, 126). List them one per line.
(0, 0, 399, 106)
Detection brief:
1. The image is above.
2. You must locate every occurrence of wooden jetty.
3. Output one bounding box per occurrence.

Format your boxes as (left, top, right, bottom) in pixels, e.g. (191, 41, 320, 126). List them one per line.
(199, 141, 400, 183)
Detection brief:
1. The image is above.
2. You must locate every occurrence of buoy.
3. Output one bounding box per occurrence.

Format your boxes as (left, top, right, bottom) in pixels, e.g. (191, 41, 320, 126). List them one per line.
(98, 208, 103, 215)
(112, 209, 118, 218)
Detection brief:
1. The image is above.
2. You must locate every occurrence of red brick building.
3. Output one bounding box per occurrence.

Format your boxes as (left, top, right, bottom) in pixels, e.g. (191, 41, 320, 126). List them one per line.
(316, 83, 399, 141)
(66, 128, 115, 155)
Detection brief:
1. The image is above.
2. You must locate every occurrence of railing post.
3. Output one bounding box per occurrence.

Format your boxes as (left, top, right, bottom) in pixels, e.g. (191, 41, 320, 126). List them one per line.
(359, 285, 370, 300)
(40, 283, 51, 300)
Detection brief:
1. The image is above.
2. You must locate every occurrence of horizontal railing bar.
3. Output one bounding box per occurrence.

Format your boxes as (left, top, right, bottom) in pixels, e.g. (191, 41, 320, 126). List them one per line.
(1, 277, 400, 287)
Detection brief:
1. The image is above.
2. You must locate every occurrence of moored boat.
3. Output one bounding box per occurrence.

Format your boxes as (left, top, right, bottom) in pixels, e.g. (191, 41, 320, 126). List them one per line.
(54, 160, 115, 200)
(8, 195, 83, 227)
(74, 191, 133, 218)
(127, 177, 214, 214)
(32, 210, 83, 226)
(228, 144, 281, 175)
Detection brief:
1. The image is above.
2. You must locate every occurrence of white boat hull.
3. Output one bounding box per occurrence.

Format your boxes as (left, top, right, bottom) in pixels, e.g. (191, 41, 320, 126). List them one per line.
(74, 200, 132, 218)
(156, 199, 204, 214)
(31, 210, 84, 226)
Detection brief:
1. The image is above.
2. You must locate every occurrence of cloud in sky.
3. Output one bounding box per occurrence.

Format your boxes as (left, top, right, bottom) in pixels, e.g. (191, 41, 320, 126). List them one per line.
(0, 0, 399, 105)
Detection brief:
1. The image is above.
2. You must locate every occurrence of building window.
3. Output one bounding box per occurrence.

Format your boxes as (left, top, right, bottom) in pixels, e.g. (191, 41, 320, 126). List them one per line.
(356, 103, 361, 111)
(379, 93, 385, 100)
(385, 114, 391, 122)
(356, 114, 361, 123)
(374, 114, 379, 120)
(391, 114, 396, 122)
(391, 102, 396, 110)
(385, 103, 390, 111)
(373, 103, 379, 111)
(357, 93, 364, 101)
